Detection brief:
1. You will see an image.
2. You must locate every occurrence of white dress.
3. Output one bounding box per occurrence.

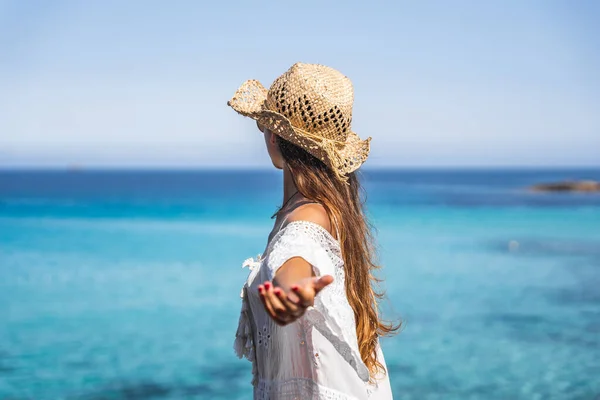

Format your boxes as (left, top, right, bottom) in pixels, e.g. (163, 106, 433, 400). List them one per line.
(234, 220, 393, 400)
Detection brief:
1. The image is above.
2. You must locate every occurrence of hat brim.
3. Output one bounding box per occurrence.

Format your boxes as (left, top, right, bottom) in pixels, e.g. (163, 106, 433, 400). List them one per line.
(227, 79, 268, 119)
(338, 131, 371, 175)
(228, 80, 370, 177)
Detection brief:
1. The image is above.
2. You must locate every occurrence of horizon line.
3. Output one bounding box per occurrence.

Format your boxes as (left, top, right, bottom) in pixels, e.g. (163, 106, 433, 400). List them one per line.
(1, 165, 600, 172)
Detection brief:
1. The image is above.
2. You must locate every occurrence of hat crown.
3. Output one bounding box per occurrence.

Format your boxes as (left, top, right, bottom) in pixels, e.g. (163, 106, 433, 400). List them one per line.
(265, 63, 354, 142)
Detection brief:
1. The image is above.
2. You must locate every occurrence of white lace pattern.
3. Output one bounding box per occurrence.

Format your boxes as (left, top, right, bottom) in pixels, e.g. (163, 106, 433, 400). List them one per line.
(234, 221, 392, 399)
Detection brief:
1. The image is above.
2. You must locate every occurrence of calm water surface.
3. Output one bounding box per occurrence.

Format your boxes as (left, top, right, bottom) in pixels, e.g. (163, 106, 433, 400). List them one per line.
(1, 169, 599, 399)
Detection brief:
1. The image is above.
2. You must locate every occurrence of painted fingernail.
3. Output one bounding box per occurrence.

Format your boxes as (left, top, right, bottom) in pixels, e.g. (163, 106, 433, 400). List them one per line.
(274, 288, 281, 295)
(265, 282, 271, 289)
(291, 285, 299, 291)
(258, 286, 264, 293)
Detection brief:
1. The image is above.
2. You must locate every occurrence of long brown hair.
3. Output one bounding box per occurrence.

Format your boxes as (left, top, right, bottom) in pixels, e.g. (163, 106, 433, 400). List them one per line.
(277, 136, 399, 378)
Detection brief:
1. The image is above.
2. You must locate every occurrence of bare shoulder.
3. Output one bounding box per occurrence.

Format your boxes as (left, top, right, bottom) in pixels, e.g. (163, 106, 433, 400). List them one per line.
(287, 202, 332, 235)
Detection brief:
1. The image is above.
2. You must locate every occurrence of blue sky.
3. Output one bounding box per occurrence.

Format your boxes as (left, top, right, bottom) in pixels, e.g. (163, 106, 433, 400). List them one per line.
(0, 0, 598, 168)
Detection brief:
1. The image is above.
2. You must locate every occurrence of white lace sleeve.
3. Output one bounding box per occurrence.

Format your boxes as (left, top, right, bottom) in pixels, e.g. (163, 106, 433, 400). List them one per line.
(265, 220, 336, 279)
(265, 221, 370, 382)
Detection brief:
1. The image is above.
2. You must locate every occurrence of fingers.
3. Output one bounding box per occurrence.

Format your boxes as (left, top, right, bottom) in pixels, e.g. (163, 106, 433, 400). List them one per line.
(290, 275, 334, 307)
(274, 287, 302, 317)
(258, 282, 292, 326)
(264, 282, 288, 323)
(313, 275, 334, 292)
(290, 284, 315, 308)
(258, 283, 276, 320)
(257, 276, 334, 325)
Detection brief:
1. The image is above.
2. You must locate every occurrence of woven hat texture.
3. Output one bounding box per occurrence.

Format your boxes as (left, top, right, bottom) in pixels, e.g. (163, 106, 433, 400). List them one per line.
(227, 62, 370, 181)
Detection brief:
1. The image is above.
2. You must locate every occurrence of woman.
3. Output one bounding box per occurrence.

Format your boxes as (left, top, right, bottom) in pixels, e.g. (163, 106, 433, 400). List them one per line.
(228, 62, 397, 399)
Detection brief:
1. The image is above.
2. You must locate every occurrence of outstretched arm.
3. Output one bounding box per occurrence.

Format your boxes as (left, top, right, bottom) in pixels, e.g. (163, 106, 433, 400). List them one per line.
(258, 256, 333, 326)
(258, 203, 335, 326)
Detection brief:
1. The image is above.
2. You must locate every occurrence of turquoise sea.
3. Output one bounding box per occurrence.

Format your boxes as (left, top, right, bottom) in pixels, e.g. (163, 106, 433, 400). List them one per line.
(1, 169, 599, 400)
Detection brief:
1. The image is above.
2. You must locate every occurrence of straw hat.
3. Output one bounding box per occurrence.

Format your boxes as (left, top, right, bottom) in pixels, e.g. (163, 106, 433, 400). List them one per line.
(227, 62, 370, 181)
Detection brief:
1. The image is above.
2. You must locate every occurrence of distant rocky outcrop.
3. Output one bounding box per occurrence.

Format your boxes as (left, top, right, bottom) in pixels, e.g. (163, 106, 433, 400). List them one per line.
(530, 180, 600, 193)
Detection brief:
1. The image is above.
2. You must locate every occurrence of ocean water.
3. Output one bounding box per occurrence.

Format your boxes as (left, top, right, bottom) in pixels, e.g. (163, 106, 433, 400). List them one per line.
(1, 169, 599, 400)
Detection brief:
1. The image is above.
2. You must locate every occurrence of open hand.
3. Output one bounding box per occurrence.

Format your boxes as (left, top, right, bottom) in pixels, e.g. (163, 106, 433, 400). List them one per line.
(258, 275, 333, 326)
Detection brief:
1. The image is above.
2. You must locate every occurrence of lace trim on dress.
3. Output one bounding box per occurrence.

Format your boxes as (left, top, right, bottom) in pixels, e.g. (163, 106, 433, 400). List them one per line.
(265, 221, 341, 279)
(255, 378, 360, 400)
(234, 255, 262, 385)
